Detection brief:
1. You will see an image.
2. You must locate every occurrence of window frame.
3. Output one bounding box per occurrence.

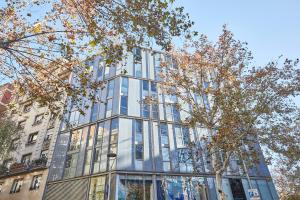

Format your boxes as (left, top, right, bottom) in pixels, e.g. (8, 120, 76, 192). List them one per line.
(27, 132, 38, 144)
(29, 175, 42, 190)
(10, 178, 23, 194)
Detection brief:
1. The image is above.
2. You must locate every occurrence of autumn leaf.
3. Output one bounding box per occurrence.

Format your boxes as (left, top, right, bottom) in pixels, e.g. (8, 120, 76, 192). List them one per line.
(33, 22, 42, 33)
(48, 35, 56, 42)
(89, 40, 97, 47)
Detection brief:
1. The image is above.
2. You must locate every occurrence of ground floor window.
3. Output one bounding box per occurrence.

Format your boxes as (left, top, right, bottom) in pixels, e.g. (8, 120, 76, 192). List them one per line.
(30, 175, 42, 190)
(89, 176, 106, 200)
(10, 178, 23, 193)
(156, 176, 207, 200)
(118, 175, 154, 200)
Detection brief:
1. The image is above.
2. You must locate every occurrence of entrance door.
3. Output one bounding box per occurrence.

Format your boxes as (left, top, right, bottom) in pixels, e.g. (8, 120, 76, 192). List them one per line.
(229, 179, 247, 200)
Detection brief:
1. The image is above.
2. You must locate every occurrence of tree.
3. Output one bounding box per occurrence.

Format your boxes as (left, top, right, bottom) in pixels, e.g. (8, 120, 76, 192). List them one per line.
(272, 121, 300, 200)
(0, 0, 195, 113)
(158, 26, 300, 200)
(0, 114, 18, 162)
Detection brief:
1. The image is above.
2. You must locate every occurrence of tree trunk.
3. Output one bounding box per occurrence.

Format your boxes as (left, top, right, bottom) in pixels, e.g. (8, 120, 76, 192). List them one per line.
(216, 170, 226, 200)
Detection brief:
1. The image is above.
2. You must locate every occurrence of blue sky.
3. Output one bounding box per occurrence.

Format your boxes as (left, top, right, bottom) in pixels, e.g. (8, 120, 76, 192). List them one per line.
(176, 0, 300, 104)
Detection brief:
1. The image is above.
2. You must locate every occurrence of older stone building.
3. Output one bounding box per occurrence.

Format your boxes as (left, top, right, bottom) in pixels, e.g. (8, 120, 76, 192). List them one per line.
(0, 95, 63, 200)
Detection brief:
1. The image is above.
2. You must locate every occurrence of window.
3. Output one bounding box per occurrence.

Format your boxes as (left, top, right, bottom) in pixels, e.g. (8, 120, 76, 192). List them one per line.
(64, 154, 78, 178)
(160, 123, 171, 171)
(150, 82, 159, 120)
(175, 126, 189, 148)
(69, 129, 82, 151)
(165, 104, 180, 122)
(174, 127, 182, 148)
(152, 104, 159, 120)
(23, 104, 31, 113)
(133, 47, 142, 61)
(120, 77, 128, 115)
(30, 175, 42, 190)
(27, 132, 38, 144)
(17, 120, 26, 131)
(107, 80, 115, 99)
(106, 99, 113, 117)
(106, 80, 115, 117)
(21, 153, 31, 164)
(40, 150, 48, 159)
(97, 63, 104, 80)
(33, 114, 44, 125)
(3, 159, 13, 169)
(84, 125, 96, 175)
(48, 113, 57, 128)
(69, 109, 80, 126)
(0, 182, 3, 193)
(10, 179, 23, 193)
(108, 119, 118, 170)
(93, 123, 104, 174)
(154, 53, 161, 81)
(133, 47, 142, 78)
(141, 80, 150, 118)
(134, 62, 142, 78)
(44, 132, 52, 141)
(89, 177, 106, 200)
(91, 102, 99, 122)
(10, 139, 19, 150)
(134, 120, 143, 160)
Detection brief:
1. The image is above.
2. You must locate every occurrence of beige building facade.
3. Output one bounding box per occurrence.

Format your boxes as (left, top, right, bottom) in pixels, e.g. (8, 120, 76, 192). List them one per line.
(0, 98, 62, 200)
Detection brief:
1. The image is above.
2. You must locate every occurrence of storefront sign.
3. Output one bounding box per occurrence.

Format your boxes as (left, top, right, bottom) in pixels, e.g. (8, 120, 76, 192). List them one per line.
(248, 188, 260, 200)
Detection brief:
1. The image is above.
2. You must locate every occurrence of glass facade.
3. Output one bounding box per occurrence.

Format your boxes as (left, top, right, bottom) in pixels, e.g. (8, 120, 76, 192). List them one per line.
(46, 49, 279, 200)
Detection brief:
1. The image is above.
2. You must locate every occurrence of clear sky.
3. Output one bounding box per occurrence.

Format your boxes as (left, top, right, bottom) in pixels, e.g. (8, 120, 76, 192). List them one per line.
(176, 0, 300, 104)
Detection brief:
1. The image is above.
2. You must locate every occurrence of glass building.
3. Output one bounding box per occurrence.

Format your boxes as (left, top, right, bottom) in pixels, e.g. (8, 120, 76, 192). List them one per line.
(44, 48, 279, 200)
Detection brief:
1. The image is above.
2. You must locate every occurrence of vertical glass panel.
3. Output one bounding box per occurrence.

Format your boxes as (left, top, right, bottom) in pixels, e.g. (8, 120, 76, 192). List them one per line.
(108, 118, 119, 170)
(89, 176, 106, 200)
(120, 77, 129, 115)
(120, 96, 128, 115)
(135, 144, 143, 160)
(145, 180, 154, 200)
(84, 150, 92, 175)
(64, 153, 78, 179)
(91, 102, 99, 122)
(135, 62, 142, 78)
(172, 104, 180, 122)
(134, 120, 144, 164)
(257, 179, 273, 200)
(96, 123, 104, 146)
(142, 105, 150, 118)
(152, 104, 159, 120)
(182, 127, 190, 146)
(175, 126, 184, 148)
(163, 162, 171, 171)
(118, 176, 144, 200)
(87, 125, 96, 147)
(267, 181, 279, 200)
(93, 148, 101, 174)
(107, 80, 115, 98)
(154, 53, 161, 81)
(106, 99, 113, 117)
(162, 148, 170, 161)
(97, 63, 103, 80)
(126, 180, 144, 200)
(165, 105, 173, 121)
(142, 80, 150, 118)
(69, 129, 82, 151)
(104, 66, 110, 79)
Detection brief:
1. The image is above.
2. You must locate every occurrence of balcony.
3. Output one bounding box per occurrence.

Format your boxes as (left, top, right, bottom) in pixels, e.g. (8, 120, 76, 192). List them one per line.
(42, 139, 51, 150)
(0, 158, 47, 178)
